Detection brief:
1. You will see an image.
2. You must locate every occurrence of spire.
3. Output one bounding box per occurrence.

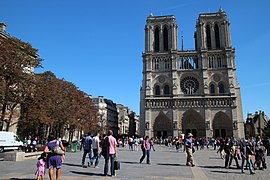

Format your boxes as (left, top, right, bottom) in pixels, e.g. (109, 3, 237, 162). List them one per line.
(219, 6, 223, 13)
(181, 31, 184, 51)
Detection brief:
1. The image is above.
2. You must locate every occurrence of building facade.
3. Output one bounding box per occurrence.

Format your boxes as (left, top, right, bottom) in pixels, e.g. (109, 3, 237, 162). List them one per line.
(245, 111, 269, 137)
(140, 9, 245, 139)
(117, 104, 130, 135)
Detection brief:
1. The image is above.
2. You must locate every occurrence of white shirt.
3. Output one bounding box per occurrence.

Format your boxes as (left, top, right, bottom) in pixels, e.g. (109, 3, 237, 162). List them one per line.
(92, 136, 100, 149)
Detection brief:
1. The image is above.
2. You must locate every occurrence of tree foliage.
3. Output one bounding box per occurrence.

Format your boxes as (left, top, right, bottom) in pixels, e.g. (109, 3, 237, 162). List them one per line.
(0, 36, 42, 131)
(19, 71, 99, 143)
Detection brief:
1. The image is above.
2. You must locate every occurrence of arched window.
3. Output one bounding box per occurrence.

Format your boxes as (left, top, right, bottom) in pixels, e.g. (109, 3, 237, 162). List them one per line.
(164, 85, 170, 95)
(210, 84, 215, 94)
(154, 27, 160, 52)
(155, 85, 160, 96)
(206, 25, 211, 49)
(214, 24, 220, 49)
(194, 32, 197, 50)
(163, 26, 168, 51)
(219, 83, 225, 94)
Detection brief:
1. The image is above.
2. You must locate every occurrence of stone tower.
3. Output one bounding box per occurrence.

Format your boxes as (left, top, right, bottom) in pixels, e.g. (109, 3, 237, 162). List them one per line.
(140, 9, 245, 139)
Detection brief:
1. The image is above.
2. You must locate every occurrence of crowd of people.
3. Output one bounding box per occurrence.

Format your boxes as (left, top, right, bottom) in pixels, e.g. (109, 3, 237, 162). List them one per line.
(35, 131, 270, 180)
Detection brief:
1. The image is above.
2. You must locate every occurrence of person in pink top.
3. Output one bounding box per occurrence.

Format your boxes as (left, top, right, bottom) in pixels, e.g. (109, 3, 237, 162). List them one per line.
(103, 130, 117, 177)
(35, 153, 46, 180)
(140, 136, 151, 164)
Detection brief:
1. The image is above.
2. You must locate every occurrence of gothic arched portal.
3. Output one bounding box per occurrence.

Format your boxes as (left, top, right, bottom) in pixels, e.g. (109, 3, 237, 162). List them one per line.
(182, 109, 205, 138)
(212, 112, 233, 138)
(153, 112, 173, 139)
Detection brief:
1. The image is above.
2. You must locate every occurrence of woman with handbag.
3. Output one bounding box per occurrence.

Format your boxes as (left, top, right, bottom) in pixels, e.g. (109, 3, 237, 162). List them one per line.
(44, 135, 65, 180)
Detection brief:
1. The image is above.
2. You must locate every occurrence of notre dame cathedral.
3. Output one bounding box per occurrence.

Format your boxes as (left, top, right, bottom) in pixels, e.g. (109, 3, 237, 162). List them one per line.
(140, 9, 245, 139)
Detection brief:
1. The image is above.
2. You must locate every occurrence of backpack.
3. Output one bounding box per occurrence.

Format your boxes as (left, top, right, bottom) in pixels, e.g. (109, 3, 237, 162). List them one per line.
(101, 137, 110, 159)
(83, 136, 92, 150)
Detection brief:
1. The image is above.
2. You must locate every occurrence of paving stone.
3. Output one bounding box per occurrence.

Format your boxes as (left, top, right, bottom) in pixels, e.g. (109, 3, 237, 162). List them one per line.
(0, 145, 269, 180)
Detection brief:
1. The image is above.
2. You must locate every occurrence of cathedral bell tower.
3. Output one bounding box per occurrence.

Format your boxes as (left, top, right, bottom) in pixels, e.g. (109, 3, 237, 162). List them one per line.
(140, 10, 244, 139)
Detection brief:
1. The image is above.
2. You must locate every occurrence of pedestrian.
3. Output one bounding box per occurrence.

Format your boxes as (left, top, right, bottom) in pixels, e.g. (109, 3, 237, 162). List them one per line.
(224, 138, 231, 168)
(102, 130, 117, 177)
(44, 135, 65, 180)
(254, 136, 267, 170)
(128, 137, 133, 151)
(240, 137, 255, 174)
(35, 152, 46, 180)
(81, 132, 93, 168)
(150, 137, 155, 151)
(92, 132, 101, 168)
(140, 136, 151, 164)
(185, 133, 195, 167)
(133, 137, 139, 151)
(228, 141, 240, 169)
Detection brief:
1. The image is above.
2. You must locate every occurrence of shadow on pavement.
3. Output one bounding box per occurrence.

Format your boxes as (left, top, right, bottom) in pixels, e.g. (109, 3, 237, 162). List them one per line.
(70, 171, 104, 176)
(63, 162, 82, 167)
(198, 165, 224, 169)
(120, 161, 140, 164)
(210, 170, 242, 174)
(9, 178, 36, 180)
(157, 163, 187, 167)
(209, 157, 222, 160)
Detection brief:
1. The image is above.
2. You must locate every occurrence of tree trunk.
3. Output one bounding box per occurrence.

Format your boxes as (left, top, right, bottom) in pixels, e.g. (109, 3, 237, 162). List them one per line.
(0, 103, 7, 131)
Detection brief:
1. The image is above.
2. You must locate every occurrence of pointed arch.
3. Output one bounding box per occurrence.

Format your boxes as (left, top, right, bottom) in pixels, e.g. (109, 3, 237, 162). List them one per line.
(153, 112, 173, 138)
(210, 83, 216, 95)
(163, 26, 168, 51)
(212, 112, 233, 138)
(182, 109, 205, 138)
(154, 85, 160, 96)
(154, 27, 160, 52)
(206, 24, 212, 49)
(214, 24, 220, 49)
(164, 84, 170, 96)
(218, 82, 225, 94)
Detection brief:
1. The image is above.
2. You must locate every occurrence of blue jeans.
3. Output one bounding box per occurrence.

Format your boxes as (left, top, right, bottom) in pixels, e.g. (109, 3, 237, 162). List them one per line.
(241, 155, 254, 174)
(81, 148, 93, 165)
(92, 148, 100, 167)
(140, 149, 150, 164)
(104, 154, 115, 176)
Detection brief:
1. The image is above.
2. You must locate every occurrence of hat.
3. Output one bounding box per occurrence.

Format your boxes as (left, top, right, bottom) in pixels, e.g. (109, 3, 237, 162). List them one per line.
(187, 133, 193, 137)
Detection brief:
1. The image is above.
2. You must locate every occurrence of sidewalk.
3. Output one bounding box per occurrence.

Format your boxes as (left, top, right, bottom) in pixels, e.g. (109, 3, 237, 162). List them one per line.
(0, 145, 269, 180)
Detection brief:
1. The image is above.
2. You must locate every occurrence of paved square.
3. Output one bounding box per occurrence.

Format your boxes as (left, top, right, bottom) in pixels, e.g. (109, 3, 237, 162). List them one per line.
(0, 145, 269, 180)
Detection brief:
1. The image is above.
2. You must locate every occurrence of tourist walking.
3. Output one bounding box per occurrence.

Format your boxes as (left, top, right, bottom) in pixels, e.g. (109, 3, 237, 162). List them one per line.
(228, 141, 240, 169)
(185, 133, 195, 167)
(44, 135, 65, 180)
(150, 137, 155, 151)
(81, 132, 93, 168)
(92, 132, 101, 168)
(102, 130, 117, 177)
(140, 136, 151, 164)
(224, 138, 231, 168)
(35, 153, 46, 180)
(240, 137, 255, 174)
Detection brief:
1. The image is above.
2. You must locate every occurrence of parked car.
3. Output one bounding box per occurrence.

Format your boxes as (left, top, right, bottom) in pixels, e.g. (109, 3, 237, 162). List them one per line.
(0, 131, 24, 153)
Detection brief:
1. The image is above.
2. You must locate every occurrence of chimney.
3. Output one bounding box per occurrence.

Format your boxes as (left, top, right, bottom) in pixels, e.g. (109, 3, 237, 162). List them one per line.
(0, 22, 7, 33)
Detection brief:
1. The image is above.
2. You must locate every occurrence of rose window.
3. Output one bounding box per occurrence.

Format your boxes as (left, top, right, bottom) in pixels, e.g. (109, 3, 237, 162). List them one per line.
(180, 76, 199, 94)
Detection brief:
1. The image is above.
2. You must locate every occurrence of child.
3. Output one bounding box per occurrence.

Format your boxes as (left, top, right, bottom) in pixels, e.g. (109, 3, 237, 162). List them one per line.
(35, 153, 46, 180)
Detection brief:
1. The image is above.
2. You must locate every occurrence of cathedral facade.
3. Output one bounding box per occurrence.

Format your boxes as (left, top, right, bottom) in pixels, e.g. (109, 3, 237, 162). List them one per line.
(140, 9, 245, 139)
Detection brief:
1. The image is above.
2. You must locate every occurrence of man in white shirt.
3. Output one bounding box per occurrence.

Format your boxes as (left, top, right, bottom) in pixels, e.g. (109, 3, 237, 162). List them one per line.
(92, 132, 101, 168)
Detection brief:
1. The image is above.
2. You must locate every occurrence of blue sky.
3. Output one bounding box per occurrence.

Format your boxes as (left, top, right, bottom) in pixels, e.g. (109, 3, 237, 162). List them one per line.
(1, 0, 270, 119)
